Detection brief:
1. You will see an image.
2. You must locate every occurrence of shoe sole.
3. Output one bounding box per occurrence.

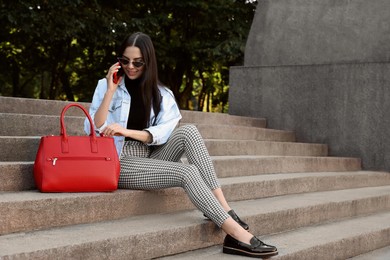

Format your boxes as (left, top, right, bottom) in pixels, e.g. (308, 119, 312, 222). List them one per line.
(223, 246, 278, 258)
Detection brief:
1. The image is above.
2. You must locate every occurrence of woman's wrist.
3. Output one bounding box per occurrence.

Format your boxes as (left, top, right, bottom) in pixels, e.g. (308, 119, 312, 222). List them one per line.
(144, 130, 153, 144)
(105, 89, 116, 97)
(124, 129, 152, 144)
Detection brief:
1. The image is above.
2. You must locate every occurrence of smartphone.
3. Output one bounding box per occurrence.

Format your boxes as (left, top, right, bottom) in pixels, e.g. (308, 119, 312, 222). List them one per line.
(113, 66, 124, 84)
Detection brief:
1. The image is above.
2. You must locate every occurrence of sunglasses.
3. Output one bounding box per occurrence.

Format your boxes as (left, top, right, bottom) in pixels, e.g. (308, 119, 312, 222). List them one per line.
(117, 57, 145, 68)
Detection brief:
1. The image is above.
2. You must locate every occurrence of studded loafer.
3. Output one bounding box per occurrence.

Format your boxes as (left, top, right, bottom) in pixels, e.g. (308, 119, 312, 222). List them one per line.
(228, 209, 249, 230)
(223, 235, 278, 258)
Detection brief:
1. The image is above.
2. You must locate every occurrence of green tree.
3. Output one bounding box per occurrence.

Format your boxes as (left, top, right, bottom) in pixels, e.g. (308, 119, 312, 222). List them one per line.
(0, 0, 257, 111)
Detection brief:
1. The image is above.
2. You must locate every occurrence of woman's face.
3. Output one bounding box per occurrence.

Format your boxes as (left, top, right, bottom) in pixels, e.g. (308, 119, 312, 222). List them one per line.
(121, 46, 145, 80)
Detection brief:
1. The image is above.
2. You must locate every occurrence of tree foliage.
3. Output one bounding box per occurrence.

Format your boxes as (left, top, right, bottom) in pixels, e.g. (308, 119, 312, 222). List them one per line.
(0, 0, 257, 112)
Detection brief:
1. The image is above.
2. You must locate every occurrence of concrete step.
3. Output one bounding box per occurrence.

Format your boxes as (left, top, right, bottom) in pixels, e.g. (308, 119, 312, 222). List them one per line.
(0, 96, 90, 116)
(210, 155, 361, 178)
(0, 113, 86, 136)
(205, 139, 327, 157)
(179, 110, 266, 128)
(0, 155, 362, 191)
(0, 162, 34, 191)
(348, 245, 390, 259)
(1, 186, 390, 259)
(194, 123, 295, 142)
(0, 136, 326, 162)
(0, 136, 41, 161)
(1, 171, 389, 235)
(0, 113, 291, 140)
(220, 171, 390, 202)
(157, 211, 390, 260)
(0, 96, 266, 128)
(0, 96, 385, 259)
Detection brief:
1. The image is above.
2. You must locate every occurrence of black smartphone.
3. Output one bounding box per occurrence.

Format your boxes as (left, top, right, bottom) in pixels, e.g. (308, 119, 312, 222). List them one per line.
(113, 66, 124, 84)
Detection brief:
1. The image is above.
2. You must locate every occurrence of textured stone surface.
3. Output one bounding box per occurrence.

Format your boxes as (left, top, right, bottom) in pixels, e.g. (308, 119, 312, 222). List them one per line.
(229, 62, 390, 171)
(210, 155, 361, 178)
(229, 0, 390, 172)
(204, 140, 328, 156)
(0, 96, 266, 127)
(245, 0, 390, 66)
(349, 245, 390, 260)
(158, 212, 390, 260)
(0, 137, 327, 162)
(1, 187, 390, 259)
(0, 162, 35, 191)
(0, 155, 362, 192)
(3, 170, 388, 235)
(0, 96, 90, 115)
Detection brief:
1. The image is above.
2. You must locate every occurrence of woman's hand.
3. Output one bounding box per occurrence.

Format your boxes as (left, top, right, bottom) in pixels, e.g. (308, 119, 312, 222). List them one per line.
(94, 63, 122, 128)
(106, 62, 123, 92)
(101, 123, 128, 137)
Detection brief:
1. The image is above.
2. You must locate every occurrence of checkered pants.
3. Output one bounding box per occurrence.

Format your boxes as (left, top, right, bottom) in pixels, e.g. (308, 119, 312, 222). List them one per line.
(118, 124, 230, 227)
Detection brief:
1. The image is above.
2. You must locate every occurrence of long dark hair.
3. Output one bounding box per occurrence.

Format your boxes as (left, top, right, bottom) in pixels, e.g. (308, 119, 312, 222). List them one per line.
(118, 32, 162, 127)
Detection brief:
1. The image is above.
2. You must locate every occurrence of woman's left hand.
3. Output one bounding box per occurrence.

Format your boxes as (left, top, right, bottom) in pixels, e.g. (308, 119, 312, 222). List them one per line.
(101, 123, 128, 137)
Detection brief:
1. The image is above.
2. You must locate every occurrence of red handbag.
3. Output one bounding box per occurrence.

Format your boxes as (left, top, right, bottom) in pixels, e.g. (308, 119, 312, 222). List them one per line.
(34, 103, 120, 192)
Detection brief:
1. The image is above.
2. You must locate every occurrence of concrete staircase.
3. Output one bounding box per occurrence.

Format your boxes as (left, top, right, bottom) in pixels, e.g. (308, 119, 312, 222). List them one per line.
(0, 96, 389, 260)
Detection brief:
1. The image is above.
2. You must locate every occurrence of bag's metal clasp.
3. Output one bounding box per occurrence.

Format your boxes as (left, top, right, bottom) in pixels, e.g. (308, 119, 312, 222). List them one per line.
(47, 157, 58, 166)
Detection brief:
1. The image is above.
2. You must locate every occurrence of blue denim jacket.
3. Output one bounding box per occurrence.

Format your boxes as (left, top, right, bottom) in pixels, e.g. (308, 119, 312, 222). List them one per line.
(84, 78, 182, 156)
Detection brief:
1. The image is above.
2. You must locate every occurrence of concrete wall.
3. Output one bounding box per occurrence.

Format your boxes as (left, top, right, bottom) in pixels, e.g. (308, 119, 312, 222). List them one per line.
(244, 0, 390, 66)
(229, 0, 390, 171)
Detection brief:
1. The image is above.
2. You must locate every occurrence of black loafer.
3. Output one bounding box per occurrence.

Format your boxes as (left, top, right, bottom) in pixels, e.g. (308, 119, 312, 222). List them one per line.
(203, 209, 249, 230)
(228, 209, 249, 230)
(223, 235, 278, 258)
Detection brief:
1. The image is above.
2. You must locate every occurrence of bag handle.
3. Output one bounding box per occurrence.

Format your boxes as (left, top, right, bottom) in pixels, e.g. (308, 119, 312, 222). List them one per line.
(60, 103, 98, 153)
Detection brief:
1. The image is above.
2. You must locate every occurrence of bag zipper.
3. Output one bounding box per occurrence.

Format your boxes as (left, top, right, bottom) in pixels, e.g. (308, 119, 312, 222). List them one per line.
(47, 157, 112, 166)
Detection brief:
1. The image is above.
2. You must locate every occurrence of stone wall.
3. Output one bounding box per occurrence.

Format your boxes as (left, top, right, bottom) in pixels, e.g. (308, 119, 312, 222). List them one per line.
(229, 0, 390, 170)
(244, 0, 390, 66)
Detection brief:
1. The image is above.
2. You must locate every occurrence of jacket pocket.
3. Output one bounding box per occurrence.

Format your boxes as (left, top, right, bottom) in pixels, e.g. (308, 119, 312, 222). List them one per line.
(108, 98, 122, 112)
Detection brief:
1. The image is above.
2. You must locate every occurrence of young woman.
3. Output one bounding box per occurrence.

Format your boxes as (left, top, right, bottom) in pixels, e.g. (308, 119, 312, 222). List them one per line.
(84, 32, 278, 258)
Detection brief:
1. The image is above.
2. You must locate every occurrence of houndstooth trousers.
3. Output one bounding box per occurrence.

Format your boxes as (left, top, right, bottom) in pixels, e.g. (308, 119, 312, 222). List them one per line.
(118, 124, 230, 227)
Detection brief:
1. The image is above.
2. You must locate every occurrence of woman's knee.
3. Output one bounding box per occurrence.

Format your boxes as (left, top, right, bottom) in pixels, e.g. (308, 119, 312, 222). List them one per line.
(181, 164, 202, 186)
(177, 124, 200, 139)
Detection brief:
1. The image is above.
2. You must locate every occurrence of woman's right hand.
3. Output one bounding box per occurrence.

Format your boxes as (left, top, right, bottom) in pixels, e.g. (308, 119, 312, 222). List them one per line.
(94, 62, 122, 128)
(106, 62, 122, 92)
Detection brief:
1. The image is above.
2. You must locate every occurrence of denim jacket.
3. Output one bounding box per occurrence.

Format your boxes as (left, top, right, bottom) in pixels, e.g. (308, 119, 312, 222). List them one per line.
(84, 78, 182, 156)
